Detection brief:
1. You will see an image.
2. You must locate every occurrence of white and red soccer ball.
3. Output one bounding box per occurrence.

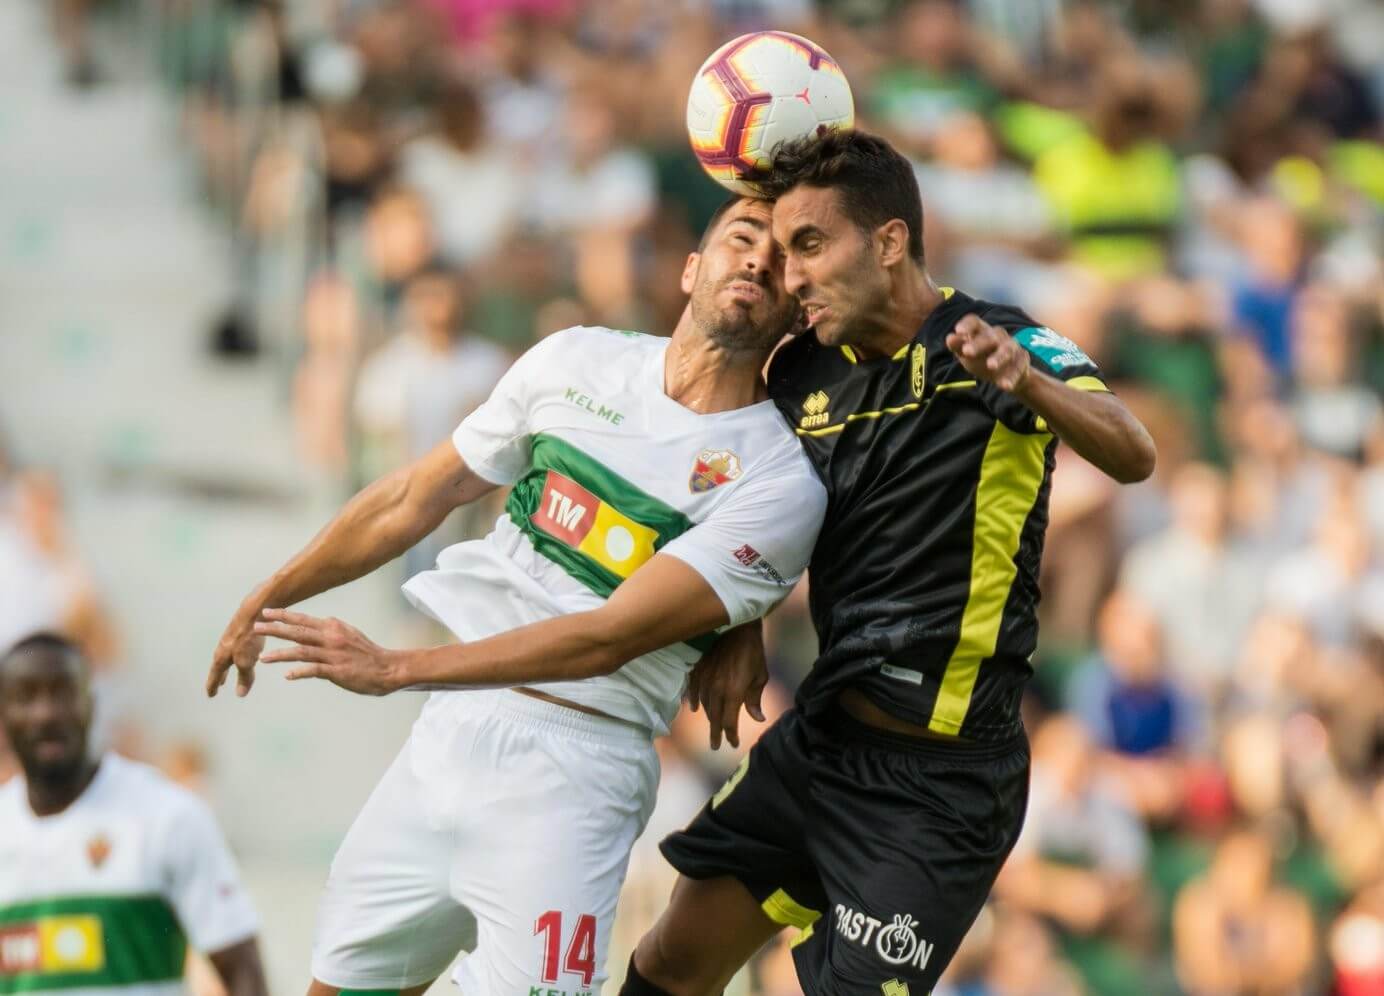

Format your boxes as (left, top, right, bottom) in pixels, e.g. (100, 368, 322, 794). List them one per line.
(686, 31, 855, 197)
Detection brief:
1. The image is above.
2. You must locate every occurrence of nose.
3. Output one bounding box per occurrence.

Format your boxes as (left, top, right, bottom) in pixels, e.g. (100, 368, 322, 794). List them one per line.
(744, 243, 773, 278)
(784, 255, 806, 297)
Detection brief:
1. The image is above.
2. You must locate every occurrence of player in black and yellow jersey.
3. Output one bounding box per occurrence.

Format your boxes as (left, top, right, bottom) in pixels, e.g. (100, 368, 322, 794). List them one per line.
(621, 131, 1156, 996)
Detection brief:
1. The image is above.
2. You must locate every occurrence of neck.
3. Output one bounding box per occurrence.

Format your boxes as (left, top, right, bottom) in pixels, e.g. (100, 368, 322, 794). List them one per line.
(663, 312, 771, 414)
(27, 756, 100, 817)
(850, 267, 945, 360)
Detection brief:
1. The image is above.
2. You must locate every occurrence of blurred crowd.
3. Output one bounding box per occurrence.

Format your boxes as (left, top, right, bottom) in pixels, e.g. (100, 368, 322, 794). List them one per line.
(10, 0, 1384, 992)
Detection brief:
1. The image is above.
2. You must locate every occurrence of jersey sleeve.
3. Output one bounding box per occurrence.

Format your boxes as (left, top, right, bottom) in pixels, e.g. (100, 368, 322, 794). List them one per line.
(979, 319, 1110, 434)
(160, 795, 260, 954)
(451, 331, 567, 484)
(659, 456, 827, 627)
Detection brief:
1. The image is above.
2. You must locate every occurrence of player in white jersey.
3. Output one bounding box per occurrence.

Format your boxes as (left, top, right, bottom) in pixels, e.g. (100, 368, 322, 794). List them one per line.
(207, 196, 827, 996)
(0, 633, 266, 996)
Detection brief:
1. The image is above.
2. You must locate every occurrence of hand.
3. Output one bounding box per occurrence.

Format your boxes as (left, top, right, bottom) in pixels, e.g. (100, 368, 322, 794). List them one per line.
(686, 623, 768, 750)
(208, 601, 267, 698)
(945, 314, 1031, 393)
(253, 609, 403, 696)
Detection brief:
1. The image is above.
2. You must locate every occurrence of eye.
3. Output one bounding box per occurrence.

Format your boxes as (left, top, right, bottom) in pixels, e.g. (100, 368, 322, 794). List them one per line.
(732, 233, 754, 247)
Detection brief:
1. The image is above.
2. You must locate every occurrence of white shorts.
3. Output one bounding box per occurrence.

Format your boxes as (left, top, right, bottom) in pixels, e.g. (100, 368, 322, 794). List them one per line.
(311, 689, 659, 995)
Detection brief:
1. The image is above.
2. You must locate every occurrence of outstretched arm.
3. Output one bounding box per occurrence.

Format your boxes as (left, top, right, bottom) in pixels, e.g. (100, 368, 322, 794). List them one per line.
(947, 314, 1156, 484)
(254, 553, 731, 695)
(207, 439, 498, 697)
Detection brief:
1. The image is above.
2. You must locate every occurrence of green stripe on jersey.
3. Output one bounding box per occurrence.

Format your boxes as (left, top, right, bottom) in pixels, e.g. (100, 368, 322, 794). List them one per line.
(0, 894, 185, 993)
(506, 434, 717, 652)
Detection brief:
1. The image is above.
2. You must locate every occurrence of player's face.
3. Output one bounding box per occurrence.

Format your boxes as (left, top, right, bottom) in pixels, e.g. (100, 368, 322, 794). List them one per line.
(0, 649, 92, 782)
(686, 199, 798, 349)
(773, 185, 891, 347)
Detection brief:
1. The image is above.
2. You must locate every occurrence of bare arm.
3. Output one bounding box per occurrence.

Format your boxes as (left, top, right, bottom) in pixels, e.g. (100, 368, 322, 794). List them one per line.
(1011, 369, 1156, 484)
(947, 314, 1156, 484)
(254, 553, 732, 695)
(206, 937, 268, 996)
(207, 439, 498, 697)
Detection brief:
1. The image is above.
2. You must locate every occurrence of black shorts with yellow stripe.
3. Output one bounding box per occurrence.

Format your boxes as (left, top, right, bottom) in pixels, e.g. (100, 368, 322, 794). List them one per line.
(659, 706, 1029, 996)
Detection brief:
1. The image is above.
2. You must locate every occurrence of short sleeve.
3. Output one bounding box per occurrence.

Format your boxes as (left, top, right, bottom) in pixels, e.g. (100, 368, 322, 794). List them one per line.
(452, 332, 562, 484)
(161, 796, 260, 954)
(980, 322, 1110, 434)
(660, 457, 826, 627)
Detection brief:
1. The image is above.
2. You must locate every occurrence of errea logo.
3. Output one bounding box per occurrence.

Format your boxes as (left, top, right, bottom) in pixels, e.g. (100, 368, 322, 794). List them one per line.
(801, 390, 830, 429)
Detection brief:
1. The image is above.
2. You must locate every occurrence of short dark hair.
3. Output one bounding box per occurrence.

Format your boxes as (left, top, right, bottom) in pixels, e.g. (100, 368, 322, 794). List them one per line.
(1, 631, 82, 670)
(697, 195, 755, 251)
(753, 130, 925, 263)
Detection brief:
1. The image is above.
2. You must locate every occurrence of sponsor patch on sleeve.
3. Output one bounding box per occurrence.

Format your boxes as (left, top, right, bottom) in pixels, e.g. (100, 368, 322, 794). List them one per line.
(1013, 326, 1093, 371)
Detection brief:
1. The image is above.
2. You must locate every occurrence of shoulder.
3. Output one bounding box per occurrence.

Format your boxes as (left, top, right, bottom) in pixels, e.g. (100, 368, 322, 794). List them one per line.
(531, 325, 661, 360)
(101, 755, 214, 828)
(0, 777, 22, 819)
(935, 291, 1038, 335)
(736, 417, 828, 506)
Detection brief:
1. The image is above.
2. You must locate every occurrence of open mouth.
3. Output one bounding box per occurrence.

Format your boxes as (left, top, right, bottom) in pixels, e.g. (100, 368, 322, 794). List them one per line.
(803, 303, 827, 325)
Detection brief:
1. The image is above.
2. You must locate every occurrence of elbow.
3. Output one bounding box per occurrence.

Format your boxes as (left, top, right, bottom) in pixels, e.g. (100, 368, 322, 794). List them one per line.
(1109, 419, 1157, 485)
(1116, 442, 1157, 484)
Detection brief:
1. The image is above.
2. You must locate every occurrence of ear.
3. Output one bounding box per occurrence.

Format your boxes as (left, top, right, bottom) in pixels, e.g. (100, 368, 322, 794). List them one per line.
(876, 219, 911, 268)
(681, 252, 700, 295)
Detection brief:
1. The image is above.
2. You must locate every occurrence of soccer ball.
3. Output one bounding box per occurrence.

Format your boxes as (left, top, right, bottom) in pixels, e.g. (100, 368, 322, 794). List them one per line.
(687, 31, 855, 197)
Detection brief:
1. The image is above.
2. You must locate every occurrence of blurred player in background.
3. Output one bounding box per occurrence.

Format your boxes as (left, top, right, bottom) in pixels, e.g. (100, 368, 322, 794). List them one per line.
(208, 196, 826, 996)
(622, 130, 1158, 996)
(0, 634, 266, 996)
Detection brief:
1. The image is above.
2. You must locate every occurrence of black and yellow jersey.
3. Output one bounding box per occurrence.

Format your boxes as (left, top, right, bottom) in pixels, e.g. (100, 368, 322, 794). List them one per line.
(767, 288, 1109, 741)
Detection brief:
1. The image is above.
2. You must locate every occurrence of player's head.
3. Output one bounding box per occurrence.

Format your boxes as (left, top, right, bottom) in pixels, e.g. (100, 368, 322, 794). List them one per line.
(682, 196, 799, 351)
(756, 130, 925, 346)
(0, 632, 93, 784)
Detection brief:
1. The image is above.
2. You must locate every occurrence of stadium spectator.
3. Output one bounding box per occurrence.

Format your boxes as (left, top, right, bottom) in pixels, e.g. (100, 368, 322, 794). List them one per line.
(398, 82, 525, 266)
(1068, 589, 1203, 821)
(353, 264, 510, 474)
(995, 716, 1153, 990)
(1119, 462, 1265, 692)
(1173, 826, 1318, 995)
(1031, 55, 1183, 281)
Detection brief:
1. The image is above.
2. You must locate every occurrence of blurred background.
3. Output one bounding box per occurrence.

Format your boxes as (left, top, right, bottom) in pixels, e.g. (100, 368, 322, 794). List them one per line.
(1, 0, 1382, 992)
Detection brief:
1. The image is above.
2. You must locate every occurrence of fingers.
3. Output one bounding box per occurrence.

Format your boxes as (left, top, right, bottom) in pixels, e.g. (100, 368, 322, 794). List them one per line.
(253, 620, 325, 645)
(260, 607, 322, 627)
(259, 644, 330, 664)
(285, 663, 329, 681)
(705, 687, 726, 750)
(206, 657, 230, 698)
(745, 674, 767, 723)
(235, 663, 255, 698)
(686, 667, 702, 714)
(952, 313, 987, 337)
(716, 685, 742, 750)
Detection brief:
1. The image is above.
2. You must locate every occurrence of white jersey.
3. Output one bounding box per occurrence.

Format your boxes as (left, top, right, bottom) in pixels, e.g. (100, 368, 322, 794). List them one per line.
(0, 754, 260, 996)
(403, 326, 827, 735)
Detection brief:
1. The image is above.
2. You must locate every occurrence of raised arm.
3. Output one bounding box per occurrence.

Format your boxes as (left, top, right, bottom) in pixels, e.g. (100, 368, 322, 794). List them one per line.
(255, 552, 732, 694)
(207, 439, 498, 697)
(947, 313, 1156, 484)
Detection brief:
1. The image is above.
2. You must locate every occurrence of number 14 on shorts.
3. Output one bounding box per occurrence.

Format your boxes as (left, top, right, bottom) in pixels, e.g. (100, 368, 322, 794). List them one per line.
(533, 910, 597, 994)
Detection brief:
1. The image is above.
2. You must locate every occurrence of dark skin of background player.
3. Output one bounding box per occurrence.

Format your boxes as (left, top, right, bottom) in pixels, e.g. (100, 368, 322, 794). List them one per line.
(628, 179, 1156, 995)
(0, 639, 270, 996)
